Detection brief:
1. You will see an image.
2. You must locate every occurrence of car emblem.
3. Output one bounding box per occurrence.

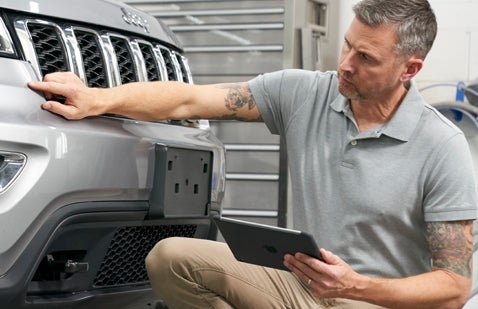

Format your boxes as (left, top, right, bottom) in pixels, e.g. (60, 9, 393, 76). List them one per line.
(121, 7, 150, 33)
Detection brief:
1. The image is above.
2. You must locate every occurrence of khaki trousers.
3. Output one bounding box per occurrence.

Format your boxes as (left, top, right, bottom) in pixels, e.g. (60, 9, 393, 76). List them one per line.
(145, 237, 386, 309)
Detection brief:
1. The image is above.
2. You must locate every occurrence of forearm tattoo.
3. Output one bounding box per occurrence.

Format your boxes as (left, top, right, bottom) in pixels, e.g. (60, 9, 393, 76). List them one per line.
(215, 83, 262, 121)
(426, 220, 473, 278)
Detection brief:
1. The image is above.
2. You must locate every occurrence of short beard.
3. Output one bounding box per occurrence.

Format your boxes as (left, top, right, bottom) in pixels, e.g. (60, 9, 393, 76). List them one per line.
(338, 70, 355, 99)
(338, 81, 364, 101)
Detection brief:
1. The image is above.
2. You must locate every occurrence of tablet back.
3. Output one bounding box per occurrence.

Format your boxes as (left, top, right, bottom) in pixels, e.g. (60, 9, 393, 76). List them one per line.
(213, 216, 322, 271)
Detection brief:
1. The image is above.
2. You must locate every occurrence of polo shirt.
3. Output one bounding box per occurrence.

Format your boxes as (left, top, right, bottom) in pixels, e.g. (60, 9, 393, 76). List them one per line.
(248, 69, 477, 278)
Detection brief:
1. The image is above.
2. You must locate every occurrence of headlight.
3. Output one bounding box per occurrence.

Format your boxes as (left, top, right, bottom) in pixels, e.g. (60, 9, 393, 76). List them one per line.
(0, 17, 14, 55)
(0, 152, 26, 193)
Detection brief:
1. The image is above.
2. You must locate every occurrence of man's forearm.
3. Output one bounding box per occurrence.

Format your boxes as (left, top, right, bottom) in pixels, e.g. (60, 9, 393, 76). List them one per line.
(104, 81, 195, 121)
(355, 269, 471, 309)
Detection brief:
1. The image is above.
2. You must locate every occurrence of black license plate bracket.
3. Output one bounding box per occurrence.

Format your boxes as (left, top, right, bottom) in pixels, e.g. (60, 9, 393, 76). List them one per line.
(149, 144, 212, 218)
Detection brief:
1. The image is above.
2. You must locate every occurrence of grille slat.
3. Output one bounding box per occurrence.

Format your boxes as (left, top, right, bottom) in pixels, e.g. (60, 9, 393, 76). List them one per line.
(93, 224, 197, 287)
(74, 30, 108, 88)
(110, 36, 137, 84)
(176, 54, 191, 84)
(160, 47, 178, 81)
(27, 23, 68, 75)
(139, 42, 161, 81)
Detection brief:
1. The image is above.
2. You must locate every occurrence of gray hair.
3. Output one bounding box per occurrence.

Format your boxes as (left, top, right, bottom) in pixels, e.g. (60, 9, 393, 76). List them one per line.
(353, 0, 437, 60)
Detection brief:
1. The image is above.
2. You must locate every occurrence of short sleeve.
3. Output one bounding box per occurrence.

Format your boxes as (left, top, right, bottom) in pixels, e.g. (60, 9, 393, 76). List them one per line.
(423, 133, 478, 221)
(248, 69, 336, 136)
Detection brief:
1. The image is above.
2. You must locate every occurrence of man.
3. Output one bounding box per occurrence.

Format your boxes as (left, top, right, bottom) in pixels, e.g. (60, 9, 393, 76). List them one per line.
(29, 0, 476, 308)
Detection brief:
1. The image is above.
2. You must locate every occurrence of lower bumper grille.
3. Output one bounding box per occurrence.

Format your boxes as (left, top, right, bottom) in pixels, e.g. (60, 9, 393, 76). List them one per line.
(93, 224, 197, 287)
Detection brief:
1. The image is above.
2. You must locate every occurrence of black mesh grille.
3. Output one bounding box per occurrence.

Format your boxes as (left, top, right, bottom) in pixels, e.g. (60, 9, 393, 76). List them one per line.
(27, 23, 68, 75)
(75, 30, 108, 88)
(110, 36, 137, 84)
(93, 224, 197, 287)
(160, 48, 178, 81)
(139, 43, 161, 81)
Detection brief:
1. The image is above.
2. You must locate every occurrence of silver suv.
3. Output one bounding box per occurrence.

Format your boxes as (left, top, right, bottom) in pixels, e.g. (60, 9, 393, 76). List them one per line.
(0, 1, 225, 308)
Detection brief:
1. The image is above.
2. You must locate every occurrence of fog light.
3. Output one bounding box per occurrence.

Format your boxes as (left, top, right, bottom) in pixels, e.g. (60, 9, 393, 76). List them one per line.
(0, 152, 26, 193)
(0, 17, 14, 55)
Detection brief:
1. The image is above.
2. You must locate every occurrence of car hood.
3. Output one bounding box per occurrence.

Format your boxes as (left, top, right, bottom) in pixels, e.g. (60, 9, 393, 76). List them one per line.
(0, 0, 181, 48)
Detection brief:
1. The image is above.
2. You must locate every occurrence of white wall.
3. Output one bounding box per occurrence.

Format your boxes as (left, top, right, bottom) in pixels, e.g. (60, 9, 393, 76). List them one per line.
(336, 0, 478, 104)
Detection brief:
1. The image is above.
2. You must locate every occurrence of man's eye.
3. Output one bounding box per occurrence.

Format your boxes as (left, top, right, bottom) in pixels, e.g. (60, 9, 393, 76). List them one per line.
(343, 40, 351, 49)
(360, 53, 376, 63)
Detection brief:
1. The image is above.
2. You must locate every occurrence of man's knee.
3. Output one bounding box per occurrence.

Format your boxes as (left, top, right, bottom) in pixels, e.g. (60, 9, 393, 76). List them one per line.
(145, 236, 183, 277)
(145, 236, 228, 287)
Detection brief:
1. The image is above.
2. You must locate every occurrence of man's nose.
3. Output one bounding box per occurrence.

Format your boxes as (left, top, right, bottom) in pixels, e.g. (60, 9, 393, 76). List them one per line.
(339, 52, 354, 74)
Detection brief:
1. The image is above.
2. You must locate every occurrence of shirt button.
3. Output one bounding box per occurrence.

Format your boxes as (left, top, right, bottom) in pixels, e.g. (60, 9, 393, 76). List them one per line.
(351, 140, 358, 146)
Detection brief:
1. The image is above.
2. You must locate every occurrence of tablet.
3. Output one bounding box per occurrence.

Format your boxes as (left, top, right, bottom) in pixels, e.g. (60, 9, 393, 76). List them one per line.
(213, 216, 322, 271)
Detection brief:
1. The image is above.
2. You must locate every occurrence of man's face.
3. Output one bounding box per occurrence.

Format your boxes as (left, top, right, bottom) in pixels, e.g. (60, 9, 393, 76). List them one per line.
(338, 18, 407, 102)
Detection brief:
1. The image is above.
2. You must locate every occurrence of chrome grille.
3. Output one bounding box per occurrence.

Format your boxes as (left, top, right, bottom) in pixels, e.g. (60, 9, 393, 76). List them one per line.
(176, 54, 192, 84)
(159, 47, 179, 81)
(110, 35, 137, 84)
(139, 42, 161, 81)
(27, 23, 69, 75)
(14, 17, 191, 86)
(74, 29, 108, 88)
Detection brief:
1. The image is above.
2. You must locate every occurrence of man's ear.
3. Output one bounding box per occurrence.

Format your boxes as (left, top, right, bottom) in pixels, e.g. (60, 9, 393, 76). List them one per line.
(400, 57, 423, 82)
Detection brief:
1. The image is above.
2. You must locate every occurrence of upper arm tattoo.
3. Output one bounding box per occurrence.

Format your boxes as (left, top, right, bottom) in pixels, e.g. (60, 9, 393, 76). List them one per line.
(426, 220, 473, 278)
(215, 83, 262, 121)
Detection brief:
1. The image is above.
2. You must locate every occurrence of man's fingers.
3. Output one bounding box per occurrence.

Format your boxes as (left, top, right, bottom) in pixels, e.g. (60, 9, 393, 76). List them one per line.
(28, 80, 69, 98)
(285, 253, 320, 280)
(29, 71, 81, 98)
(42, 101, 80, 120)
(320, 249, 342, 266)
(29, 72, 93, 120)
(42, 71, 78, 83)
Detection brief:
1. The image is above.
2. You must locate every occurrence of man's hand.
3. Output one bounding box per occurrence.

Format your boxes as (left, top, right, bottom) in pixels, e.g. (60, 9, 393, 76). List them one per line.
(284, 235, 473, 309)
(28, 72, 104, 120)
(283, 248, 367, 300)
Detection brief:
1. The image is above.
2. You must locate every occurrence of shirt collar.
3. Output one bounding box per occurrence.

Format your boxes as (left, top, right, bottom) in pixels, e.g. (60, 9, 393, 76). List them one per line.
(330, 80, 424, 142)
